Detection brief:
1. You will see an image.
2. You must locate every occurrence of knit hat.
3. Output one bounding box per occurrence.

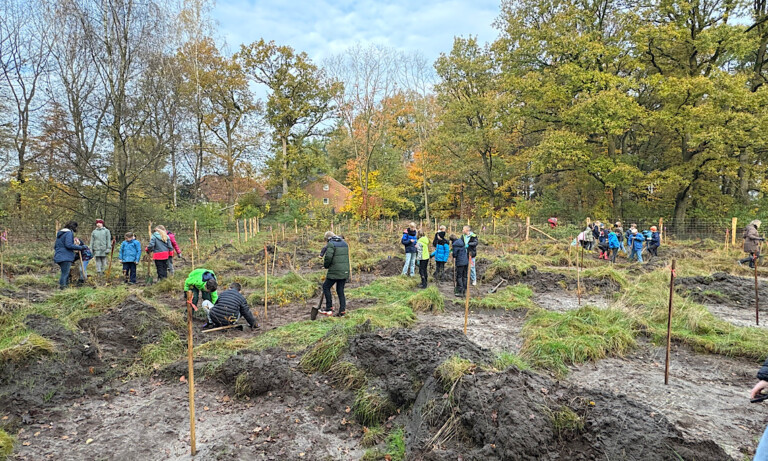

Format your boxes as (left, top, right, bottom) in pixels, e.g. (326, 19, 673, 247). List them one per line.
(96, 219, 104, 225)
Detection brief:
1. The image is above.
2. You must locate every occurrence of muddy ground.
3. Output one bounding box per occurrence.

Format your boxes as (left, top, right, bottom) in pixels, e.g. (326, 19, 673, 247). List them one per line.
(676, 272, 768, 310)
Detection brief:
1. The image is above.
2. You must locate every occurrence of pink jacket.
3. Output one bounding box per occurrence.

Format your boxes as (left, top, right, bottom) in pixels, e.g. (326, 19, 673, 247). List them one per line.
(168, 232, 182, 256)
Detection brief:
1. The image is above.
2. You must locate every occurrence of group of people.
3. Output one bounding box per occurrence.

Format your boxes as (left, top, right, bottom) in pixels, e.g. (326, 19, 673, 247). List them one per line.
(53, 220, 183, 289)
(183, 267, 258, 330)
(577, 221, 660, 263)
(401, 222, 478, 297)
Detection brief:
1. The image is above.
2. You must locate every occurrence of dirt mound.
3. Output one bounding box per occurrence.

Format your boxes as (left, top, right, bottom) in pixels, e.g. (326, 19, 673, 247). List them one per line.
(484, 265, 620, 294)
(676, 272, 768, 309)
(217, 349, 309, 398)
(405, 367, 731, 460)
(79, 295, 175, 360)
(371, 256, 405, 275)
(348, 327, 494, 407)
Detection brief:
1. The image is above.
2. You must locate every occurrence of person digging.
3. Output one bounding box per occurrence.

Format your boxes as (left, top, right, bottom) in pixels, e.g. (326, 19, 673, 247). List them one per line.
(200, 282, 259, 330)
(319, 231, 350, 317)
(184, 268, 218, 313)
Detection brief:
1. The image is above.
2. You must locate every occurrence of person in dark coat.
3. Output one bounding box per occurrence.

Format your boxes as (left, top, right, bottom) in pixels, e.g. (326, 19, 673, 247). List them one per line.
(54, 220, 86, 290)
(451, 234, 469, 297)
(205, 283, 258, 329)
(321, 231, 350, 317)
(401, 222, 418, 276)
(647, 226, 661, 258)
(431, 226, 450, 282)
(739, 220, 763, 268)
(462, 225, 479, 286)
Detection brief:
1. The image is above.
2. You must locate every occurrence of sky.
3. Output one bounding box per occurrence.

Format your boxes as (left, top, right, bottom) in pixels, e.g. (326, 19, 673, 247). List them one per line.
(212, 0, 501, 63)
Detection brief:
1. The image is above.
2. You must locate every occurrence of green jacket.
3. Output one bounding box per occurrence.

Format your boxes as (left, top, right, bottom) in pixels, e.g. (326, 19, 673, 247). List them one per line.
(90, 227, 112, 257)
(184, 268, 218, 304)
(323, 237, 350, 280)
(417, 236, 430, 260)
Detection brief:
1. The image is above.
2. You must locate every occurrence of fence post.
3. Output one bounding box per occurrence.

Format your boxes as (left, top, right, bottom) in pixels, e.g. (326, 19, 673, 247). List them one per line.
(732, 217, 738, 246)
(658, 217, 663, 241)
(525, 217, 530, 241)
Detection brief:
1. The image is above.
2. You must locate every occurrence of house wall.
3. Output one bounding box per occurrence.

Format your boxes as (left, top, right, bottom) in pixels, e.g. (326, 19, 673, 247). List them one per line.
(303, 176, 350, 213)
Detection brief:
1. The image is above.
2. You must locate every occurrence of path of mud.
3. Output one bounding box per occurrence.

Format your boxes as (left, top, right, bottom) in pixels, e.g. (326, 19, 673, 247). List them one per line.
(568, 337, 768, 459)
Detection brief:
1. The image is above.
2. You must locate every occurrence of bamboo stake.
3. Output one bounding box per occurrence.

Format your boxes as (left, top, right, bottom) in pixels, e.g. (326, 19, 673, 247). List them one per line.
(295, 218, 298, 234)
(525, 217, 531, 241)
(194, 220, 199, 263)
(256, 217, 260, 233)
(244, 219, 248, 243)
(282, 223, 285, 240)
(237, 220, 241, 244)
(732, 217, 738, 246)
(577, 246, 582, 306)
(264, 245, 268, 322)
(756, 242, 761, 326)
(0, 230, 5, 281)
(464, 256, 472, 335)
(185, 296, 197, 455)
(665, 259, 676, 385)
(272, 244, 278, 276)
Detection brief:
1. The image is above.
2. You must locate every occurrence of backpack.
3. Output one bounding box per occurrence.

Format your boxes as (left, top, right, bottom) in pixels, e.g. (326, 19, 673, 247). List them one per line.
(642, 230, 652, 240)
(80, 246, 93, 262)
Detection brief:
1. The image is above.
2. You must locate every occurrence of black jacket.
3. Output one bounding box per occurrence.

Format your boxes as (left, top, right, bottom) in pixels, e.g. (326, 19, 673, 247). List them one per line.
(209, 289, 257, 328)
(433, 231, 449, 247)
(758, 357, 768, 381)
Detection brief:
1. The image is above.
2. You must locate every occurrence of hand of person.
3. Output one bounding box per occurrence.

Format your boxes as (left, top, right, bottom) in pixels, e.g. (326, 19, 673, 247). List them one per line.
(74, 238, 81, 244)
(118, 260, 122, 264)
(751, 380, 768, 398)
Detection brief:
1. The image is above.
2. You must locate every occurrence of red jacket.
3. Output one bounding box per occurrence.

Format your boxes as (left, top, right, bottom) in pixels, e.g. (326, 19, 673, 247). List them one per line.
(168, 232, 182, 256)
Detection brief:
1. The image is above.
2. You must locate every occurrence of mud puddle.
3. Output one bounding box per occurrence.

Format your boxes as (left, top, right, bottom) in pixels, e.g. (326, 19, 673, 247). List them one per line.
(567, 337, 768, 459)
(533, 291, 610, 312)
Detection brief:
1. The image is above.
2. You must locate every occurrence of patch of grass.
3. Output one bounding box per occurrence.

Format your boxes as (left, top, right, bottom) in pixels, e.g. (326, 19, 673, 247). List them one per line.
(579, 265, 629, 290)
(549, 406, 585, 436)
(435, 356, 476, 390)
(328, 361, 367, 390)
(246, 271, 322, 306)
(361, 425, 386, 447)
(136, 330, 185, 375)
(482, 255, 538, 281)
(142, 278, 180, 298)
(408, 286, 444, 313)
(205, 259, 245, 274)
(385, 427, 406, 461)
(234, 371, 251, 398)
(0, 332, 55, 362)
(491, 351, 530, 371)
(470, 284, 534, 310)
(12, 274, 58, 289)
(300, 330, 350, 373)
(46, 286, 129, 329)
(348, 276, 420, 304)
(520, 306, 638, 376)
(354, 386, 396, 426)
(0, 428, 13, 461)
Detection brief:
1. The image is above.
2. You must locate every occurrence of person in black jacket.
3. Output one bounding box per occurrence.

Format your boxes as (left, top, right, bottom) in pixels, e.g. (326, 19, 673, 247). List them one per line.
(205, 283, 258, 329)
(751, 358, 768, 458)
(452, 235, 469, 297)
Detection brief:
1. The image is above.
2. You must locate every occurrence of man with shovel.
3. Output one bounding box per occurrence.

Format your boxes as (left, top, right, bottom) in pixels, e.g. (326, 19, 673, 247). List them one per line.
(202, 282, 258, 330)
(319, 231, 350, 317)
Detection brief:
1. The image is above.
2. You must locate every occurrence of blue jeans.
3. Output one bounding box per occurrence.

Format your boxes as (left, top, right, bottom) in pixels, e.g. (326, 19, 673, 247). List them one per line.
(58, 261, 72, 288)
(470, 258, 476, 283)
(755, 424, 768, 460)
(81, 260, 89, 280)
(631, 248, 643, 263)
(402, 252, 416, 276)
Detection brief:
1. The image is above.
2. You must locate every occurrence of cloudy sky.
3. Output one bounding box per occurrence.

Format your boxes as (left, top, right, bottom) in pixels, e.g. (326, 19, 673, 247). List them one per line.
(212, 0, 501, 62)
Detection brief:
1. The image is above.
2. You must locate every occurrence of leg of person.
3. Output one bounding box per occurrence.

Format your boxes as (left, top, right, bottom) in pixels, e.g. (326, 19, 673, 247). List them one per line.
(79, 259, 88, 283)
(321, 277, 334, 315)
(754, 424, 768, 461)
(410, 253, 416, 277)
(402, 253, 411, 276)
(99, 256, 107, 274)
(437, 262, 445, 282)
(470, 258, 476, 285)
(637, 250, 644, 263)
(128, 262, 137, 284)
(58, 261, 71, 289)
(155, 259, 166, 279)
(122, 262, 129, 283)
(457, 266, 467, 296)
(191, 286, 200, 305)
(611, 248, 617, 264)
(335, 278, 346, 316)
(167, 256, 174, 275)
(419, 259, 428, 288)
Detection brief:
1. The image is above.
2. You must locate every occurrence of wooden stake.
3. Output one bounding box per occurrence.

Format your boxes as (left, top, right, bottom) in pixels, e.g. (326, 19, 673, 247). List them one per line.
(665, 259, 676, 385)
(529, 225, 558, 241)
(732, 217, 738, 246)
(272, 245, 278, 276)
(194, 220, 199, 263)
(237, 220, 241, 244)
(577, 246, 583, 306)
(282, 223, 285, 240)
(264, 245, 268, 322)
(756, 242, 761, 325)
(256, 217, 260, 233)
(189, 237, 195, 268)
(55, 220, 60, 237)
(185, 297, 197, 455)
(525, 217, 531, 241)
(464, 256, 472, 335)
(493, 217, 496, 235)
(295, 218, 298, 234)
(659, 218, 663, 242)
(244, 219, 248, 243)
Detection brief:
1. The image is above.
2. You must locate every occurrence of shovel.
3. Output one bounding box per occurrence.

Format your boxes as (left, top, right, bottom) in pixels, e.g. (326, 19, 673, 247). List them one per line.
(310, 283, 324, 320)
(145, 253, 153, 285)
(105, 238, 116, 282)
(202, 324, 244, 333)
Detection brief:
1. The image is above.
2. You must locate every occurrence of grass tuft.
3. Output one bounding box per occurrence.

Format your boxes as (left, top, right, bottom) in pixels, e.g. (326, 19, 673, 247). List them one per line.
(361, 425, 386, 447)
(299, 330, 350, 373)
(0, 333, 55, 362)
(408, 286, 445, 313)
(136, 330, 185, 375)
(549, 406, 585, 436)
(492, 351, 530, 371)
(353, 386, 396, 426)
(0, 428, 13, 461)
(328, 361, 367, 390)
(234, 372, 252, 398)
(482, 255, 538, 281)
(470, 284, 534, 310)
(246, 271, 322, 306)
(435, 356, 476, 390)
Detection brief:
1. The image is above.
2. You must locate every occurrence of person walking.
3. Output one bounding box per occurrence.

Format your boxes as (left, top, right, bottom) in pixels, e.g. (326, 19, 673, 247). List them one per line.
(416, 230, 431, 289)
(647, 226, 661, 259)
(185, 268, 218, 307)
(630, 228, 645, 263)
(452, 234, 469, 297)
(462, 225, 479, 286)
(146, 225, 173, 280)
(431, 226, 450, 282)
(54, 221, 87, 290)
(401, 222, 418, 277)
(614, 221, 626, 254)
(626, 224, 637, 260)
(89, 219, 112, 276)
(320, 231, 350, 317)
(118, 232, 142, 284)
(739, 220, 764, 268)
(204, 282, 259, 330)
(608, 227, 620, 264)
(166, 229, 182, 275)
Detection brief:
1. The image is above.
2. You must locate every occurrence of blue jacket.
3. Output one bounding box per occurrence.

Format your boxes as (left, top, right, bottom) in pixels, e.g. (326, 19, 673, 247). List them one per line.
(119, 239, 142, 263)
(608, 232, 620, 249)
(631, 233, 645, 251)
(598, 229, 609, 244)
(54, 229, 86, 264)
(452, 238, 469, 266)
(402, 229, 418, 254)
(431, 243, 450, 262)
(649, 232, 660, 248)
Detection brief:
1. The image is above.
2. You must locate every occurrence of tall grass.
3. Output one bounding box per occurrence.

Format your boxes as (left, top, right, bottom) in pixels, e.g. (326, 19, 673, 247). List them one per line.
(470, 284, 534, 310)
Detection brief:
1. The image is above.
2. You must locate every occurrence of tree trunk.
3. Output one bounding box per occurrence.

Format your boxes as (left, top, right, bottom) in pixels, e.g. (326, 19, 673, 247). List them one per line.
(15, 160, 24, 211)
(673, 186, 691, 233)
(282, 136, 289, 195)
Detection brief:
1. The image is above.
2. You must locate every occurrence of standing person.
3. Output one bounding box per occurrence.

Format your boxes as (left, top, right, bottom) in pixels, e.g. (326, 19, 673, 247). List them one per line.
(630, 228, 645, 263)
(626, 224, 637, 261)
(204, 282, 259, 330)
(89, 219, 112, 276)
(320, 231, 350, 317)
(185, 268, 218, 307)
(118, 232, 142, 284)
(166, 229, 182, 275)
(614, 221, 626, 254)
(431, 226, 450, 282)
(584, 223, 595, 250)
(452, 234, 469, 297)
(548, 217, 558, 228)
(597, 224, 610, 260)
(416, 230, 431, 289)
(592, 221, 601, 250)
(647, 226, 661, 259)
(401, 222, 418, 277)
(54, 221, 86, 290)
(608, 227, 620, 264)
(146, 225, 173, 280)
(739, 220, 764, 268)
(462, 225, 479, 286)
(750, 357, 768, 459)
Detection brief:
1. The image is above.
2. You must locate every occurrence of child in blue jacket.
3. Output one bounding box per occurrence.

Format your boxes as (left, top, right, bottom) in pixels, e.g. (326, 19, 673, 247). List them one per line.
(119, 232, 142, 284)
(630, 228, 645, 263)
(431, 226, 450, 282)
(401, 222, 418, 277)
(608, 228, 620, 264)
(647, 226, 660, 258)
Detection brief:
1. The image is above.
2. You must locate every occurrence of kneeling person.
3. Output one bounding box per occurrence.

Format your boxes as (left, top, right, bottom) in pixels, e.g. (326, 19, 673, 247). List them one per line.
(204, 282, 258, 329)
(184, 268, 218, 307)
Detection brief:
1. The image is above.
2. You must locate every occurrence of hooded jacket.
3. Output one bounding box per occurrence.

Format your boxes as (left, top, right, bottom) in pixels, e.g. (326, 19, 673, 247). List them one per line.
(463, 232, 478, 257)
(324, 236, 350, 280)
(648, 232, 660, 248)
(184, 269, 218, 304)
(54, 229, 86, 264)
(744, 223, 762, 254)
(119, 238, 142, 263)
(608, 232, 620, 249)
(168, 232, 182, 256)
(452, 238, 469, 266)
(431, 242, 451, 262)
(631, 232, 645, 251)
(417, 235, 431, 260)
(90, 227, 112, 257)
(401, 229, 418, 254)
(147, 232, 173, 260)
(209, 289, 257, 328)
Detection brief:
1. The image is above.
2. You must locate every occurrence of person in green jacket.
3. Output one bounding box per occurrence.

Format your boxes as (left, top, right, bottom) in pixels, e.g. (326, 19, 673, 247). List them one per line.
(416, 230, 431, 289)
(184, 268, 218, 307)
(90, 219, 112, 276)
(320, 231, 350, 317)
